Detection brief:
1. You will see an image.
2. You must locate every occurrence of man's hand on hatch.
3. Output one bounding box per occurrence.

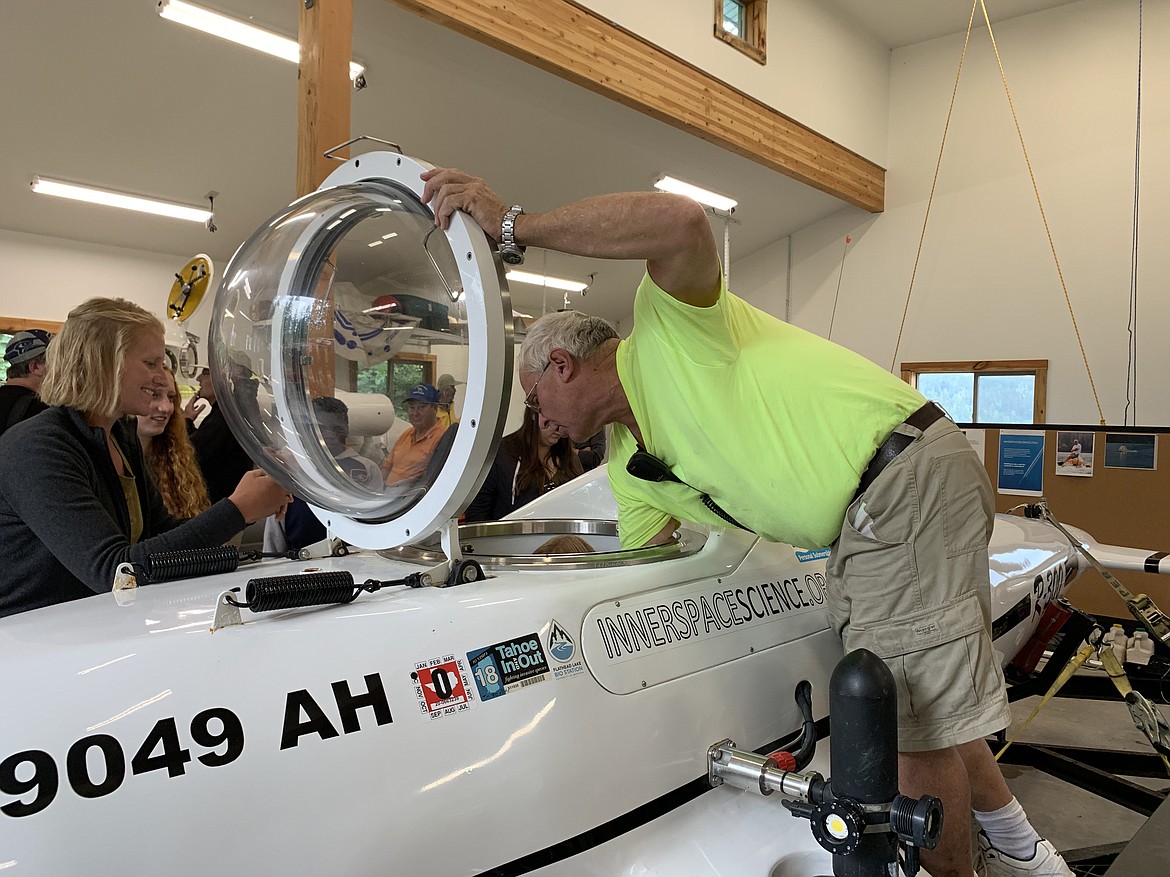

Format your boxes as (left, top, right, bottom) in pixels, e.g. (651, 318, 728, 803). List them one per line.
(420, 167, 509, 238)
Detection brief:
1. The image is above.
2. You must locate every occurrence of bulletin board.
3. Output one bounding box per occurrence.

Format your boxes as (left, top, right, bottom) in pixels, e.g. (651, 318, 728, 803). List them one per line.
(978, 426, 1170, 619)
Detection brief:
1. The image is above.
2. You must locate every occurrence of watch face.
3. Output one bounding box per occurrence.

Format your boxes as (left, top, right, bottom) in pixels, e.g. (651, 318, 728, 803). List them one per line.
(500, 248, 525, 266)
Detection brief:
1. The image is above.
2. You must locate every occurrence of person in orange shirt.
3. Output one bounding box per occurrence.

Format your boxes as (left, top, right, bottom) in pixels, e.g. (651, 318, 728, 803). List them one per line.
(381, 383, 447, 486)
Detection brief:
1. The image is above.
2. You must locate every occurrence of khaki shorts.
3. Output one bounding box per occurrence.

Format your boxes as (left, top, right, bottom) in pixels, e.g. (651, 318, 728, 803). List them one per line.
(825, 418, 1011, 752)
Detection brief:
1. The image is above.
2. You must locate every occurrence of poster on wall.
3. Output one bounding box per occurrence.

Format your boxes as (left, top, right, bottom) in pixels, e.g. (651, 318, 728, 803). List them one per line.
(1055, 431, 1094, 477)
(1104, 433, 1157, 470)
(998, 430, 1045, 496)
(962, 428, 986, 465)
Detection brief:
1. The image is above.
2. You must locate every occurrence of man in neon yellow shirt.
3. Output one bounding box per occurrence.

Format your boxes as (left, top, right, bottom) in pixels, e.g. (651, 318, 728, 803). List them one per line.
(420, 168, 1072, 877)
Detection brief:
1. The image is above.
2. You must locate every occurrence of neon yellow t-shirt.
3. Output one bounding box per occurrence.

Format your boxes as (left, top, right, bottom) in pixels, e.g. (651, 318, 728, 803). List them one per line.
(608, 273, 925, 549)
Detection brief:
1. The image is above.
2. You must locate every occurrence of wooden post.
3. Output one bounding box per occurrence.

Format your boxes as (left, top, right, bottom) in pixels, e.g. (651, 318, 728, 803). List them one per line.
(297, 0, 353, 196)
(297, 0, 353, 400)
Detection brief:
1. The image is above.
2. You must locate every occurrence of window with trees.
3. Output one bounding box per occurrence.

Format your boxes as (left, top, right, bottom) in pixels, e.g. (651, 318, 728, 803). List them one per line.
(353, 352, 435, 420)
(900, 360, 1047, 424)
(715, 0, 766, 64)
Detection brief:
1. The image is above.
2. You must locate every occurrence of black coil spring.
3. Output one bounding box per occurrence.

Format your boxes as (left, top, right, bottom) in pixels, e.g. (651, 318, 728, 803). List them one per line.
(143, 546, 241, 583)
(243, 571, 357, 612)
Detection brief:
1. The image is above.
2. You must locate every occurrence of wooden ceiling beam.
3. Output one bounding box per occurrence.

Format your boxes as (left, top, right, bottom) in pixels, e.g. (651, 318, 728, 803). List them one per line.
(388, 0, 884, 212)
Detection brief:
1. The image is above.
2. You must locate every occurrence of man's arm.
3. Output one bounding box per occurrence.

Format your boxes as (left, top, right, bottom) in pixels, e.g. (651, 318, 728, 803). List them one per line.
(645, 518, 680, 546)
(420, 168, 721, 307)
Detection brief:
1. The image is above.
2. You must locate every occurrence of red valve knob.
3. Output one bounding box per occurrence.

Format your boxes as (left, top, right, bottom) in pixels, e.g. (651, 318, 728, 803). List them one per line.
(766, 750, 797, 771)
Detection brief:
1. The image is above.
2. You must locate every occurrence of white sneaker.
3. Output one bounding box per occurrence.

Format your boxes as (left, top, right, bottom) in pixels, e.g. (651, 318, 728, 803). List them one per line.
(977, 831, 1074, 877)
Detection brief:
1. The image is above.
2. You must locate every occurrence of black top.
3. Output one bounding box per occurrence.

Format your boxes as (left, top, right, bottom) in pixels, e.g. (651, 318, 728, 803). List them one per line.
(188, 403, 255, 504)
(0, 384, 48, 438)
(0, 406, 244, 617)
(465, 434, 574, 523)
(575, 429, 606, 471)
(465, 443, 530, 523)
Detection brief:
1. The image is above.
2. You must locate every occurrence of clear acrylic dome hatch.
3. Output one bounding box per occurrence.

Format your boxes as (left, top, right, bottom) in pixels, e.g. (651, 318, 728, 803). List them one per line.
(209, 152, 511, 550)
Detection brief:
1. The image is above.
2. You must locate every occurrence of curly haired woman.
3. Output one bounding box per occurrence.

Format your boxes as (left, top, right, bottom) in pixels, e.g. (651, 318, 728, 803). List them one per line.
(137, 370, 211, 518)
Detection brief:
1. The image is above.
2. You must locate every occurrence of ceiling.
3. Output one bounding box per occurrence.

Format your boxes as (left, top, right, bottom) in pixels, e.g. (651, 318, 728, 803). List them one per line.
(0, 0, 1079, 324)
(829, 0, 1080, 50)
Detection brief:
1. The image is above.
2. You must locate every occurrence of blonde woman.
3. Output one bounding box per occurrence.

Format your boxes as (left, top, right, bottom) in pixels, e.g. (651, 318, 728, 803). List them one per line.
(137, 370, 211, 518)
(0, 297, 290, 618)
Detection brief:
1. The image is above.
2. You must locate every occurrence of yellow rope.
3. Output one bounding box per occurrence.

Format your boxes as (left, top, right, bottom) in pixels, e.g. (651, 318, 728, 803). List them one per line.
(892, 1, 1106, 426)
(890, 0, 978, 373)
(976, 0, 1105, 425)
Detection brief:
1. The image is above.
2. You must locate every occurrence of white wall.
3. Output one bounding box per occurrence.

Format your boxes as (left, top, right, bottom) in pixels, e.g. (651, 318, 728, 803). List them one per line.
(768, 0, 1170, 426)
(729, 235, 791, 319)
(0, 227, 201, 333)
(0, 228, 214, 383)
(577, 0, 891, 163)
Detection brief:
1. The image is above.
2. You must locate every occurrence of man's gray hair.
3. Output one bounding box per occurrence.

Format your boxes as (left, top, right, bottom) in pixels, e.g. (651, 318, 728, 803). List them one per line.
(518, 311, 619, 374)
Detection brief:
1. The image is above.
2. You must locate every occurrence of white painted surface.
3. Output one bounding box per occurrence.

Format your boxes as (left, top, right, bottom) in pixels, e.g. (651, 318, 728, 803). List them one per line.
(579, 0, 892, 163)
(775, 0, 1170, 424)
(0, 227, 209, 348)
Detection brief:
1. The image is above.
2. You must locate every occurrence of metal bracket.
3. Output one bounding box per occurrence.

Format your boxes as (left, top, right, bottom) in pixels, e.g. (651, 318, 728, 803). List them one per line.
(440, 518, 462, 565)
(212, 589, 243, 631)
(112, 562, 138, 591)
(323, 135, 403, 163)
(423, 224, 464, 302)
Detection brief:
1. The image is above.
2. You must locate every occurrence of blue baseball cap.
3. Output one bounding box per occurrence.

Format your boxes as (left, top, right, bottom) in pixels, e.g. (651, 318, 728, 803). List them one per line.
(403, 383, 439, 404)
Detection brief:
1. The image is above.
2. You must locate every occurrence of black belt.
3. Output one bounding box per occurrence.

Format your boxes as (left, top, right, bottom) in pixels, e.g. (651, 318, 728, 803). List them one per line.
(855, 402, 949, 497)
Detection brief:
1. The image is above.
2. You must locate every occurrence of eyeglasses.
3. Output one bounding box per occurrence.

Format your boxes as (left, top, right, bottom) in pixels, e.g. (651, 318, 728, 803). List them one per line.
(524, 361, 551, 414)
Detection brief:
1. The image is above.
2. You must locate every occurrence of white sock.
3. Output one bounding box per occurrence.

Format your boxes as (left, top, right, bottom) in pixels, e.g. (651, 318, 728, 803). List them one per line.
(973, 797, 1042, 861)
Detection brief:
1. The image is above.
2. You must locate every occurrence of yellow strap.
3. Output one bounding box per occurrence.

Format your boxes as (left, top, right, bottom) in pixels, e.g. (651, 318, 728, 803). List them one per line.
(1099, 648, 1170, 775)
(995, 643, 1095, 761)
(1097, 647, 1134, 697)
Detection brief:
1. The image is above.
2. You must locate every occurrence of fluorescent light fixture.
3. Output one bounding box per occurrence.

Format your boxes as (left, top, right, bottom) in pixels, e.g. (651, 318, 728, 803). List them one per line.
(653, 175, 737, 212)
(367, 232, 398, 248)
(506, 271, 588, 293)
(31, 177, 212, 223)
(158, 0, 365, 80)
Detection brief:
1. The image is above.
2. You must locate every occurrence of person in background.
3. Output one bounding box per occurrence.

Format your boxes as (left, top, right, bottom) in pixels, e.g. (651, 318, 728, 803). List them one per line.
(313, 396, 382, 486)
(380, 383, 447, 486)
(533, 534, 594, 554)
(575, 428, 606, 471)
(0, 329, 53, 437)
(183, 366, 254, 504)
(136, 369, 211, 519)
(436, 372, 463, 430)
(267, 396, 382, 554)
(465, 407, 583, 522)
(0, 297, 290, 618)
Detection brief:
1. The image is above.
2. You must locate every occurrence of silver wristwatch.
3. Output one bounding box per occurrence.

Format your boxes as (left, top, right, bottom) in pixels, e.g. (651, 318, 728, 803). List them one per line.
(498, 205, 525, 265)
